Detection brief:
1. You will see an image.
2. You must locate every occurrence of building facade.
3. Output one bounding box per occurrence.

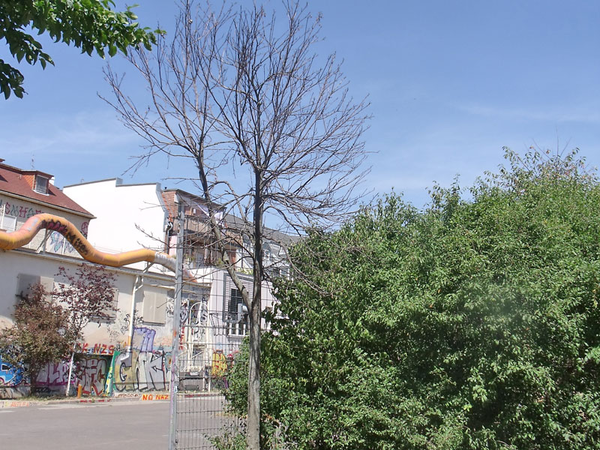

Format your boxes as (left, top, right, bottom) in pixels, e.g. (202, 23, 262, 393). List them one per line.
(1, 165, 281, 398)
(64, 179, 278, 390)
(0, 163, 175, 397)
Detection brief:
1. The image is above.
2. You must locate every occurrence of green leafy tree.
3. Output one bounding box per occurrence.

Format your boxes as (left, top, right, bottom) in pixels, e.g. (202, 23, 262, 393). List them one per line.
(0, 0, 159, 99)
(229, 149, 600, 449)
(0, 283, 75, 394)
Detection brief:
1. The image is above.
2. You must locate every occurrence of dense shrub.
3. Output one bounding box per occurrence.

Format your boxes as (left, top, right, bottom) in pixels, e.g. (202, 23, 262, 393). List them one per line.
(229, 149, 600, 449)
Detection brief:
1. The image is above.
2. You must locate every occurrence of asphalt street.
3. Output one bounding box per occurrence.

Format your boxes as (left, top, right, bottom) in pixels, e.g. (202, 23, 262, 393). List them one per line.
(0, 401, 170, 450)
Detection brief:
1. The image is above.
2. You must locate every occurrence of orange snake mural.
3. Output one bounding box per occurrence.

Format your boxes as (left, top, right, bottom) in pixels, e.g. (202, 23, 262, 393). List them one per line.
(0, 213, 195, 280)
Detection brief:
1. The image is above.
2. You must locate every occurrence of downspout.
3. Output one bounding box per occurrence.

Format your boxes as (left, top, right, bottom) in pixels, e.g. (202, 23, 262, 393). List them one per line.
(128, 263, 154, 355)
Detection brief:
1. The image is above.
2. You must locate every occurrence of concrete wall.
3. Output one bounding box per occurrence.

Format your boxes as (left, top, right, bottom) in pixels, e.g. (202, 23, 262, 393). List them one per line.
(0, 249, 177, 398)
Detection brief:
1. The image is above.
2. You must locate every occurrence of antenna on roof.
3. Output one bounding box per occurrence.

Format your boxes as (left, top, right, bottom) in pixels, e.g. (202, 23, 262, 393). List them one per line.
(30, 156, 35, 170)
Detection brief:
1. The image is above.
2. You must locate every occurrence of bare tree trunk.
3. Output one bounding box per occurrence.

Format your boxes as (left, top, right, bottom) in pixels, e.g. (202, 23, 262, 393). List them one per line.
(247, 284, 261, 448)
(29, 369, 38, 396)
(247, 177, 263, 449)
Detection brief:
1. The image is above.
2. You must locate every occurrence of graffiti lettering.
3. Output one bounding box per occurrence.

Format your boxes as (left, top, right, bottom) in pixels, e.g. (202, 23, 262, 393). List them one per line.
(79, 357, 108, 396)
(41, 219, 68, 235)
(38, 219, 89, 256)
(80, 343, 116, 355)
(133, 327, 156, 352)
(114, 350, 171, 392)
(1, 401, 31, 408)
(64, 231, 89, 256)
(37, 362, 70, 387)
(49, 231, 75, 254)
(0, 199, 42, 218)
(80, 221, 89, 238)
(141, 394, 169, 401)
(113, 328, 171, 392)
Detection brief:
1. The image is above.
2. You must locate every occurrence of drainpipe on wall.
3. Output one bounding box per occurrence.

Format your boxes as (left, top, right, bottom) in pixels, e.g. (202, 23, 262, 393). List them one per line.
(128, 263, 154, 355)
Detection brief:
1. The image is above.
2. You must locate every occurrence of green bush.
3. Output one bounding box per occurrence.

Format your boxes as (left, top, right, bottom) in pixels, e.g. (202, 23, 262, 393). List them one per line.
(229, 149, 600, 449)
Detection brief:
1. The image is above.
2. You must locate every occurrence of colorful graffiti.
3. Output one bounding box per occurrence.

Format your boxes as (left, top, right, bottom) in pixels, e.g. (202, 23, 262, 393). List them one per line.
(35, 356, 111, 396)
(36, 362, 70, 389)
(49, 231, 76, 254)
(113, 327, 171, 392)
(211, 351, 227, 378)
(0, 358, 23, 387)
(1, 329, 172, 396)
(79, 356, 109, 396)
(3, 356, 112, 396)
(0, 198, 89, 250)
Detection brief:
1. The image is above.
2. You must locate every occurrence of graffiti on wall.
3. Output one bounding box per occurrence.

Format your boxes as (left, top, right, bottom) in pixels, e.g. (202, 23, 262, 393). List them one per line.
(0, 358, 23, 387)
(0, 198, 89, 245)
(35, 356, 111, 396)
(79, 356, 109, 396)
(0, 199, 42, 220)
(2, 356, 112, 396)
(36, 362, 70, 389)
(49, 232, 76, 254)
(1, 328, 171, 395)
(113, 327, 171, 392)
(39, 218, 90, 256)
(80, 343, 116, 355)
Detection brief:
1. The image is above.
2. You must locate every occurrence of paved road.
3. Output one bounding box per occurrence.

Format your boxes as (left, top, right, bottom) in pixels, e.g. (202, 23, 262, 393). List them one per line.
(0, 401, 170, 450)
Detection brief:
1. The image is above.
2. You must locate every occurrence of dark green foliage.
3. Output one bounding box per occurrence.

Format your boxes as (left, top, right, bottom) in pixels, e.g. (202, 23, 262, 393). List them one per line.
(0, 0, 159, 98)
(229, 149, 600, 449)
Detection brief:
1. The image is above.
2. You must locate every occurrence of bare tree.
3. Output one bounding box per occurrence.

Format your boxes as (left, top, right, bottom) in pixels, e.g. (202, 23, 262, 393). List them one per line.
(104, 1, 369, 447)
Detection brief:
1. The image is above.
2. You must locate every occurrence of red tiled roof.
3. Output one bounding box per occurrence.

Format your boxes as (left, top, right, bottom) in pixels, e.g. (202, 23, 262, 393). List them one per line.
(0, 160, 93, 218)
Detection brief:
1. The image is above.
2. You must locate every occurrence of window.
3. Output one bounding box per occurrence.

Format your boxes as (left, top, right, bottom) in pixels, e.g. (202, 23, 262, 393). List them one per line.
(142, 287, 167, 324)
(0, 213, 16, 232)
(34, 175, 49, 194)
(226, 289, 248, 336)
(16, 274, 54, 299)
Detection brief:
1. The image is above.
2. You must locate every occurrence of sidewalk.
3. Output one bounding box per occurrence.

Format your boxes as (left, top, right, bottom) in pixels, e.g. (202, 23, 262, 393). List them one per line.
(0, 391, 171, 409)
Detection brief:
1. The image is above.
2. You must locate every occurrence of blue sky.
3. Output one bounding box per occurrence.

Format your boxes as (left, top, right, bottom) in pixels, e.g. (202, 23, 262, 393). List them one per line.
(1, 0, 599, 210)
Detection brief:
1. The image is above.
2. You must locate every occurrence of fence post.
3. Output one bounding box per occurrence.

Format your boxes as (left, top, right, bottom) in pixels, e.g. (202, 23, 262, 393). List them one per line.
(168, 197, 185, 450)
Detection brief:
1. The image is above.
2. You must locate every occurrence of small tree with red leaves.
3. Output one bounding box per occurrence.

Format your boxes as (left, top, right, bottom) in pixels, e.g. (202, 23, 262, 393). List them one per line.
(0, 283, 75, 395)
(54, 263, 118, 344)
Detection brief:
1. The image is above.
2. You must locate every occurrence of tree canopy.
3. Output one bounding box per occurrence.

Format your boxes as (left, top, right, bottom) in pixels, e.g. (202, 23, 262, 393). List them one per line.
(0, 0, 158, 99)
(229, 149, 600, 449)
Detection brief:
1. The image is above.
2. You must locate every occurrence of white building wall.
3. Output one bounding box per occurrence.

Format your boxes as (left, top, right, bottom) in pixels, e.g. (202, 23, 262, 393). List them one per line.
(0, 248, 179, 397)
(0, 249, 175, 345)
(63, 179, 168, 272)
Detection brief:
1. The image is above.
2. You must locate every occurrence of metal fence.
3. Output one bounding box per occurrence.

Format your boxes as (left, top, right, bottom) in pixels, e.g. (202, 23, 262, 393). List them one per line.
(172, 304, 248, 450)
(175, 387, 246, 449)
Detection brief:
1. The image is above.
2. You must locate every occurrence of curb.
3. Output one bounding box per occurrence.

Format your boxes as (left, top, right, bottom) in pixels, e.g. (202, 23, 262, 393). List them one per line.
(0, 392, 172, 409)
